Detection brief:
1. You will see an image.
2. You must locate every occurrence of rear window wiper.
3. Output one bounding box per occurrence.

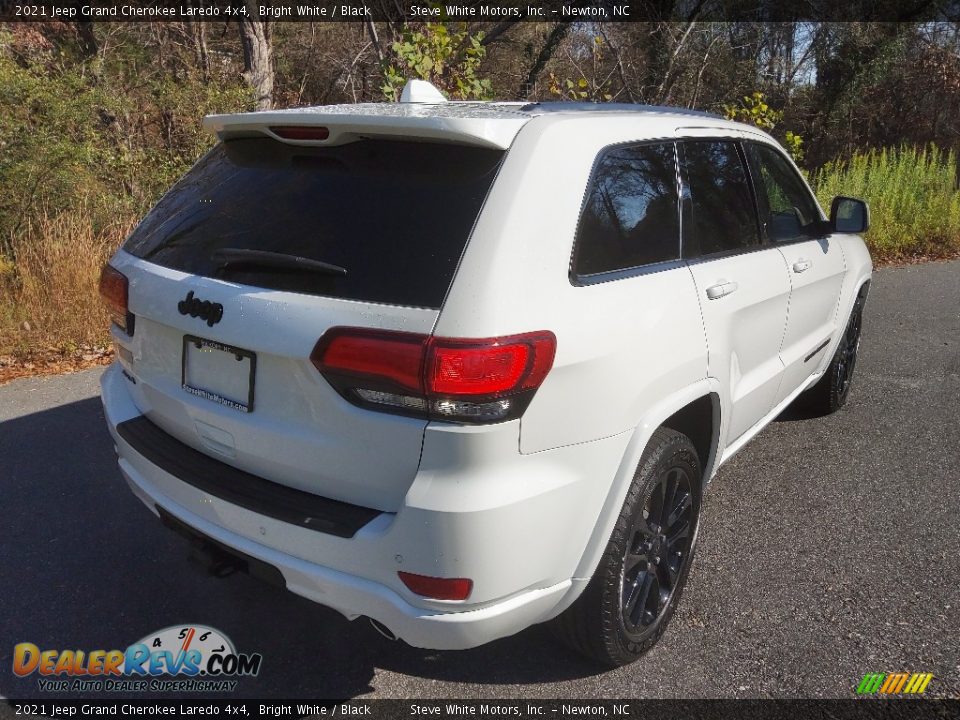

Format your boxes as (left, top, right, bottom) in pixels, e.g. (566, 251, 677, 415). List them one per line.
(213, 248, 347, 277)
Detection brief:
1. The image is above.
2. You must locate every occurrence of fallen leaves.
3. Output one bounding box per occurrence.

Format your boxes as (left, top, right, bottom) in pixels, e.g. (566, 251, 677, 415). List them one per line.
(0, 344, 114, 386)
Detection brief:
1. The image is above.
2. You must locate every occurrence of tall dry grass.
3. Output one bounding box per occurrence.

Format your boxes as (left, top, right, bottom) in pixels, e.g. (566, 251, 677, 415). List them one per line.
(0, 210, 135, 355)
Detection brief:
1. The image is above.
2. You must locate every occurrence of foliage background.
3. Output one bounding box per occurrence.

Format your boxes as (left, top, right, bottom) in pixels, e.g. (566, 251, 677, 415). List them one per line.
(1, 19, 959, 359)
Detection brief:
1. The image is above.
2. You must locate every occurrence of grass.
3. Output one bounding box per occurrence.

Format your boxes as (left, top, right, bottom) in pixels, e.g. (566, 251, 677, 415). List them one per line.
(812, 145, 960, 261)
(0, 144, 958, 361)
(0, 208, 134, 358)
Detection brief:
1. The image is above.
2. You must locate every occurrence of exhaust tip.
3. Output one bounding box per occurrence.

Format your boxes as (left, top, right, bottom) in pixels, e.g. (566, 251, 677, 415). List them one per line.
(368, 618, 398, 642)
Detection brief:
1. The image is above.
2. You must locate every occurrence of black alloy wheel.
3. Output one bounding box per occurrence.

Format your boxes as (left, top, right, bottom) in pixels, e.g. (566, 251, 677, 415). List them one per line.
(620, 466, 694, 634)
(835, 301, 863, 403)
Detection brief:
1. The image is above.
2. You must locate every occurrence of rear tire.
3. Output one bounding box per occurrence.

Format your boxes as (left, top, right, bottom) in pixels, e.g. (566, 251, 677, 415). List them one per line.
(550, 428, 702, 667)
(802, 293, 866, 415)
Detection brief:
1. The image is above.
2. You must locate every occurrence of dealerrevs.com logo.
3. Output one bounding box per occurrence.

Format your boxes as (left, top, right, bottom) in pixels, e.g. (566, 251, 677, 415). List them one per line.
(13, 625, 262, 693)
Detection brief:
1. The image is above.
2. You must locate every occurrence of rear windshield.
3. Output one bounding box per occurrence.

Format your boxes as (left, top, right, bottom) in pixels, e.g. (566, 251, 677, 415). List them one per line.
(122, 138, 504, 308)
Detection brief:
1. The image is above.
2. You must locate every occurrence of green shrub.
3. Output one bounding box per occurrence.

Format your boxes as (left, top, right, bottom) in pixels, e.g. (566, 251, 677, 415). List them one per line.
(382, 23, 492, 101)
(724, 91, 804, 163)
(0, 29, 252, 355)
(0, 34, 252, 253)
(812, 145, 960, 260)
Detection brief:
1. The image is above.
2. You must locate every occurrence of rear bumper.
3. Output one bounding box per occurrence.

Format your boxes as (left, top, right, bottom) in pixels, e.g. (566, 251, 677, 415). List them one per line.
(100, 363, 626, 649)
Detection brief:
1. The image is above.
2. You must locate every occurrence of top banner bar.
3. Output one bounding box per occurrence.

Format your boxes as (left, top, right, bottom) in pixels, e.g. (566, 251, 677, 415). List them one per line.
(1, 0, 958, 22)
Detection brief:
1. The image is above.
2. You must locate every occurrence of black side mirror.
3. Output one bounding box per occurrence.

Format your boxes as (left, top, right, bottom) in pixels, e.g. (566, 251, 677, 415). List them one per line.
(830, 196, 870, 234)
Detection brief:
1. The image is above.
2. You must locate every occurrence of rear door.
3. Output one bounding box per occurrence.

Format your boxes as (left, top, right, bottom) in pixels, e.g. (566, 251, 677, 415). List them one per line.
(680, 139, 791, 444)
(743, 142, 847, 404)
(113, 137, 504, 512)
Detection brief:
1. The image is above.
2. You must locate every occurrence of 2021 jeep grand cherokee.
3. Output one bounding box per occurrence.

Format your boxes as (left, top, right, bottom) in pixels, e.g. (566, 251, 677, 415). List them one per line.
(100, 82, 872, 666)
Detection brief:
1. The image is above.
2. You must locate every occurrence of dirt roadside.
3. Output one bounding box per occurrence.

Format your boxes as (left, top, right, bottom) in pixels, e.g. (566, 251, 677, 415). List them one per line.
(0, 346, 113, 386)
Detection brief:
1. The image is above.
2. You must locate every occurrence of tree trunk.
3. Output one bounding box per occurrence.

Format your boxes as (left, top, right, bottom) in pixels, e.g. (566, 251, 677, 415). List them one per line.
(238, 1, 273, 110)
(519, 23, 570, 99)
(190, 19, 210, 83)
(75, 21, 97, 57)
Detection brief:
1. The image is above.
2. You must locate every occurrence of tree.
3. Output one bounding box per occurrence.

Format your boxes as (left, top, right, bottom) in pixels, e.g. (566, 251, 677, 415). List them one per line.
(238, 0, 274, 109)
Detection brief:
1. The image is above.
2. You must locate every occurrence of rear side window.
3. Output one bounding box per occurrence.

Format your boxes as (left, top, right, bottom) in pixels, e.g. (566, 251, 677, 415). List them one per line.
(122, 138, 504, 309)
(572, 142, 680, 278)
(745, 142, 822, 243)
(680, 141, 760, 257)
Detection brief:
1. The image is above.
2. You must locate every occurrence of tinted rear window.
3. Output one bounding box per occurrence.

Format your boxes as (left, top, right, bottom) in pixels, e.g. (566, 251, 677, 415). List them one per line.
(573, 142, 680, 277)
(122, 138, 504, 308)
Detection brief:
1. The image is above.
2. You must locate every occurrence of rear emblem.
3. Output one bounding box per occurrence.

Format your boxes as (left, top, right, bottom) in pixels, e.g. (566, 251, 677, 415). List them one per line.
(178, 291, 224, 327)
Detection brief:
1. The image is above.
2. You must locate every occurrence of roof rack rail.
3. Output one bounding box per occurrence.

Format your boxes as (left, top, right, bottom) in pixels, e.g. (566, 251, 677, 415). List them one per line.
(519, 101, 723, 119)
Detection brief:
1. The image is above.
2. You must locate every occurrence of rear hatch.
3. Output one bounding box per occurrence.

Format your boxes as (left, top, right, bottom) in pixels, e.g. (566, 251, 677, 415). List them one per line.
(112, 133, 505, 512)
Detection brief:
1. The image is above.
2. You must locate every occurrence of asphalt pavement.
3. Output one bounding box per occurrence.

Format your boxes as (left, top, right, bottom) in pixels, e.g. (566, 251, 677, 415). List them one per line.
(0, 259, 957, 700)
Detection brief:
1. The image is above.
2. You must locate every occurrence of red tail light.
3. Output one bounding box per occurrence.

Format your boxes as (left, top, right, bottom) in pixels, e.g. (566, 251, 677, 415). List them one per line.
(270, 126, 330, 141)
(398, 572, 473, 601)
(311, 328, 556, 424)
(99, 264, 132, 335)
(316, 329, 426, 393)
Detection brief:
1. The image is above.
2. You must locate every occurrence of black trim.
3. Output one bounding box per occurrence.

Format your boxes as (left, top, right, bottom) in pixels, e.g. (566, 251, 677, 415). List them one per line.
(117, 416, 382, 538)
(738, 140, 768, 245)
(804, 339, 831, 363)
(157, 505, 287, 589)
(572, 258, 686, 287)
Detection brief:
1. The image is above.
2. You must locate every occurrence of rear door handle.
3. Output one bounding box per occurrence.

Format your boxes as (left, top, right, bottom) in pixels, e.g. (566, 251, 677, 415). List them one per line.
(706, 281, 738, 300)
(793, 259, 812, 273)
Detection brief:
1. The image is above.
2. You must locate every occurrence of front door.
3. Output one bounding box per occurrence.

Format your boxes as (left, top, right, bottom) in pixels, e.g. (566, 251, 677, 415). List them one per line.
(743, 142, 847, 405)
(680, 139, 792, 445)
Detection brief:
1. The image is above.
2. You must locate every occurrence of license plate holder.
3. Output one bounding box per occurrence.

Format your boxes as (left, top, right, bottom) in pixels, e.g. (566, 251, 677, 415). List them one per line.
(181, 335, 256, 413)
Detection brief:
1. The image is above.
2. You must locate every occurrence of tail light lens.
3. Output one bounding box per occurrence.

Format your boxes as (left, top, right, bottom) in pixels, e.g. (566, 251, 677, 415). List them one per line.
(311, 328, 556, 424)
(270, 126, 330, 141)
(99, 264, 133, 335)
(398, 572, 473, 601)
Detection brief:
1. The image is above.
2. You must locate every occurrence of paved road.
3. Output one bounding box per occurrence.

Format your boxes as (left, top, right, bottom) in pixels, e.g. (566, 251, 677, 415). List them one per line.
(1, 260, 957, 701)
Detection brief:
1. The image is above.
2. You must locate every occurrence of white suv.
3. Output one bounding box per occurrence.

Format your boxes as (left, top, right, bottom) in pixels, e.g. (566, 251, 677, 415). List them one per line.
(99, 83, 872, 666)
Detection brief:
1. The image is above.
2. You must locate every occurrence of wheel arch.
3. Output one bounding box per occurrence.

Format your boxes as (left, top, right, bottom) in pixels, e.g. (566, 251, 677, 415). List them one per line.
(561, 380, 721, 598)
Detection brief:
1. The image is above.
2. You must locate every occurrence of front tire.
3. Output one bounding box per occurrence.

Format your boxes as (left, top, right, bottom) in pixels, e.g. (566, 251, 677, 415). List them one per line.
(550, 427, 702, 667)
(802, 293, 866, 415)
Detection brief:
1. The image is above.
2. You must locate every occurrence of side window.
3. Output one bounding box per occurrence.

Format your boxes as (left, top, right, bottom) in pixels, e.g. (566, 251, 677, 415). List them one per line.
(573, 142, 680, 277)
(745, 143, 822, 243)
(680, 140, 760, 257)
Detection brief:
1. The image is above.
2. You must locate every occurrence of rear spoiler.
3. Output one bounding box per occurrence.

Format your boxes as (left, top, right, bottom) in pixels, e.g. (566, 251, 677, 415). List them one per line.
(202, 110, 528, 150)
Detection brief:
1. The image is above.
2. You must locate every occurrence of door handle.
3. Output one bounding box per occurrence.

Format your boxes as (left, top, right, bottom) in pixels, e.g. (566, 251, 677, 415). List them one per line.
(706, 281, 738, 300)
(793, 259, 812, 273)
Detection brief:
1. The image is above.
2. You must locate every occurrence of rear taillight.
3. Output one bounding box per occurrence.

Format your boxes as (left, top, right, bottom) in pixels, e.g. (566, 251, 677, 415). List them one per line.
(311, 328, 556, 424)
(398, 572, 473, 601)
(99, 264, 133, 335)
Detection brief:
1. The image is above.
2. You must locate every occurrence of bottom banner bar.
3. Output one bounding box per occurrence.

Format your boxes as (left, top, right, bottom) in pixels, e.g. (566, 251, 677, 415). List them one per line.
(2, 699, 957, 720)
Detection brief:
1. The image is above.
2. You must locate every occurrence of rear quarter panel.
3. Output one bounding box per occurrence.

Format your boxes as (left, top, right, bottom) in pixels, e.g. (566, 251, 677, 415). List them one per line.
(436, 114, 709, 454)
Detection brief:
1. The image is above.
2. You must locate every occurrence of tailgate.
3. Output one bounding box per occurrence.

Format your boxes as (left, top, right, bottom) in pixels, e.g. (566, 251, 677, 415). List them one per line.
(108, 135, 505, 512)
(113, 251, 436, 513)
